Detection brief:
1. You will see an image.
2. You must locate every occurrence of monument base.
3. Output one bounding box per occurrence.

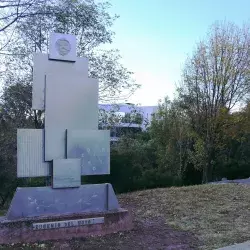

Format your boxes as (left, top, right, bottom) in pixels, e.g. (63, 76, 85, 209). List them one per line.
(0, 209, 133, 244)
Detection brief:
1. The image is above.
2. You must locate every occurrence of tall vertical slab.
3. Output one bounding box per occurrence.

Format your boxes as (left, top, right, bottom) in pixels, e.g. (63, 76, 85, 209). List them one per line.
(44, 128, 66, 161)
(44, 73, 99, 161)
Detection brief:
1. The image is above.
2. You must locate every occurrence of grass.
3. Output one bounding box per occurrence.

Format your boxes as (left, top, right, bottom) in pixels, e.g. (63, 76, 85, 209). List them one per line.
(1, 183, 250, 249)
(119, 183, 250, 249)
(0, 210, 5, 216)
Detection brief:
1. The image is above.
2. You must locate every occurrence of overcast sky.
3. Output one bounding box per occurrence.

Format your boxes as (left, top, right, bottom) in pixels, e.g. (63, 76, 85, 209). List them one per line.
(99, 0, 250, 106)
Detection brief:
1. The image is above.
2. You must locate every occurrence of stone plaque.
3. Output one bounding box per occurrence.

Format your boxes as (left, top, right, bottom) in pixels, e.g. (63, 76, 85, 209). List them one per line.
(17, 129, 50, 177)
(33, 217, 104, 230)
(49, 33, 76, 62)
(53, 159, 81, 188)
(67, 130, 110, 175)
(32, 53, 88, 110)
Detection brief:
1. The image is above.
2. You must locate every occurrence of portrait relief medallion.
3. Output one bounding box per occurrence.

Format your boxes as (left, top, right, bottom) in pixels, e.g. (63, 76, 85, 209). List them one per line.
(55, 38, 71, 56)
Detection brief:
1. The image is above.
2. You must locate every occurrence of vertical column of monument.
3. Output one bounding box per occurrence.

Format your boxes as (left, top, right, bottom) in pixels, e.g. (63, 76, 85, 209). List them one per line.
(43, 33, 111, 188)
(44, 32, 85, 188)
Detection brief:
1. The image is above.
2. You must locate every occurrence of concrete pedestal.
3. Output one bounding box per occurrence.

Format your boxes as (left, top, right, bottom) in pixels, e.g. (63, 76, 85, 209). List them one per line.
(6, 184, 119, 220)
(0, 209, 133, 244)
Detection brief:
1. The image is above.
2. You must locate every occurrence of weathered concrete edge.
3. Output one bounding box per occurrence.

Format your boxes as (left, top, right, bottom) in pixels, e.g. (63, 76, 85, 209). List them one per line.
(216, 241, 250, 250)
(1, 208, 124, 224)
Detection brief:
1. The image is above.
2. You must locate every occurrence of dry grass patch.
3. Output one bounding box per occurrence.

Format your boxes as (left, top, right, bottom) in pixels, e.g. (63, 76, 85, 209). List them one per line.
(1, 184, 250, 249)
(119, 183, 250, 249)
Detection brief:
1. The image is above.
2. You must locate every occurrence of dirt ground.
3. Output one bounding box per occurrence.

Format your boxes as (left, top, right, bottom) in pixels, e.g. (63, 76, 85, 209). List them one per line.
(0, 195, 199, 250)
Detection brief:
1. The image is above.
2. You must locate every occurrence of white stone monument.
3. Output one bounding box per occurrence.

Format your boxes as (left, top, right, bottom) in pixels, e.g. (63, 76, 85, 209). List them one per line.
(0, 33, 132, 244)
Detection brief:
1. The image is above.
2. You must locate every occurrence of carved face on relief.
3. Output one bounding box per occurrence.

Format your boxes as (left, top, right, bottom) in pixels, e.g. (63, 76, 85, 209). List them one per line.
(55, 38, 71, 56)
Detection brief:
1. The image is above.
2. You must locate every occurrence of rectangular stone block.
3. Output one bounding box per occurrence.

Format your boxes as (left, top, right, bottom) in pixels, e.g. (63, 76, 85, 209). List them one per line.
(17, 129, 50, 177)
(67, 130, 110, 175)
(52, 159, 81, 188)
(6, 184, 120, 220)
(32, 53, 88, 110)
(44, 73, 98, 161)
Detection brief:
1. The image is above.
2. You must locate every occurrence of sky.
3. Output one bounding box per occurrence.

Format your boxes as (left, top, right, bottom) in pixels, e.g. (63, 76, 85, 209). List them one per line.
(99, 0, 250, 106)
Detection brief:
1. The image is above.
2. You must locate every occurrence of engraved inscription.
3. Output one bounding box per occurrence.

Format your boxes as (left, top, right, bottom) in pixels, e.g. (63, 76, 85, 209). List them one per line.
(33, 217, 104, 230)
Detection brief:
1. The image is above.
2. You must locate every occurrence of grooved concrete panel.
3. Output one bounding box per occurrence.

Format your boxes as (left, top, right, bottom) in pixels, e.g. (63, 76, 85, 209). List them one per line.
(32, 53, 88, 110)
(6, 184, 120, 220)
(17, 129, 50, 177)
(44, 74, 98, 161)
(67, 130, 110, 175)
(53, 159, 81, 188)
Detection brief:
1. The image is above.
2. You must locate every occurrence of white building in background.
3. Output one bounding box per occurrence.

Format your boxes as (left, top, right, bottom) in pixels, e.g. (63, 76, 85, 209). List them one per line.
(98, 103, 158, 141)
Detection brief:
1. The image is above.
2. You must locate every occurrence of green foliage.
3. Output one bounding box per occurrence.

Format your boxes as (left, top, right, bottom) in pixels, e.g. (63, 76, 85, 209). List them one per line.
(149, 98, 192, 182)
(177, 21, 250, 183)
(84, 131, 182, 193)
(212, 105, 250, 180)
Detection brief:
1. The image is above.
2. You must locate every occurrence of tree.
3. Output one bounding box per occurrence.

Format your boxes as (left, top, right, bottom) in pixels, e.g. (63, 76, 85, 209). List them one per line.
(150, 98, 191, 182)
(178, 21, 250, 183)
(213, 101, 250, 179)
(0, 0, 47, 33)
(1, 0, 138, 102)
(0, 0, 51, 54)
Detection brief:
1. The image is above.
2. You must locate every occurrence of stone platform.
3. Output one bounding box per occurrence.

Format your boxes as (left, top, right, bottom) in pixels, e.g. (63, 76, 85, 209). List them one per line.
(6, 184, 119, 220)
(0, 209, 132, 244)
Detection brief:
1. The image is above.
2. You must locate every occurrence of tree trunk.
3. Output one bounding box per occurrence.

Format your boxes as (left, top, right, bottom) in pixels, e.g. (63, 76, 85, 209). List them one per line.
(202, 164, 209, 184)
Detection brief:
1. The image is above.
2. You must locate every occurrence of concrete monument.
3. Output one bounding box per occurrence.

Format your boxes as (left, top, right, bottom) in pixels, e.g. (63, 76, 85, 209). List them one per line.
(0, 33, 132, 244)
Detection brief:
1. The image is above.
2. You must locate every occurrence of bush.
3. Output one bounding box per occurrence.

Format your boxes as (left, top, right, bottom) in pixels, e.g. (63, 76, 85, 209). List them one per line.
(84, 132, 185, 193)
